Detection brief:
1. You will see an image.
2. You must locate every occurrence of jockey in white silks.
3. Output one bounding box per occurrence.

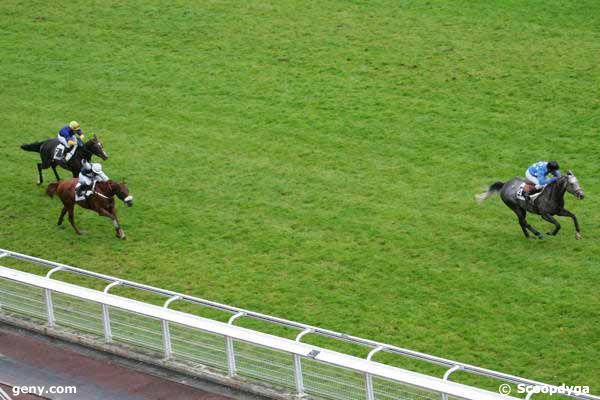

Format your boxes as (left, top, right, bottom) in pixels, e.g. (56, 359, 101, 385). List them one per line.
(76, 160, 109, 199)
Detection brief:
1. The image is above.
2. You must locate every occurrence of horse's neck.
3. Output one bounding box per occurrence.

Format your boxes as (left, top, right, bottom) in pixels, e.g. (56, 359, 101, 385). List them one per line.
(545, 177, 567, 203)
(96, 180, 114, 196)
(79, 143, 92, 161)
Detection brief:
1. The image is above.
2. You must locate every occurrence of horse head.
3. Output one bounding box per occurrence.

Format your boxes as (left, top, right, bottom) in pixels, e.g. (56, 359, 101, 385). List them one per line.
(565, 171, 584, 200)
(112, 181, 134, 207)
(85, 134, 108, 161)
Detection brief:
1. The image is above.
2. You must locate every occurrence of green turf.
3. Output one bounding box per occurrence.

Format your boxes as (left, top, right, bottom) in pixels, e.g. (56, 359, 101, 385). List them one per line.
(1, 0, 598, 394)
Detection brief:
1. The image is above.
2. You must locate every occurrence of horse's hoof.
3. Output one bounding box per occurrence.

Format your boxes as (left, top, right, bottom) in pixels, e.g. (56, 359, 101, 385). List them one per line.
(575, 233, 582, 240)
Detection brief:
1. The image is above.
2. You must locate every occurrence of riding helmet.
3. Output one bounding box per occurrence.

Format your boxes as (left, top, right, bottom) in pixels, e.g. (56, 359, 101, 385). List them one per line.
(91, 163, 103, 174)
(547, 160, 559, 171)
(69, 121, 81, 130)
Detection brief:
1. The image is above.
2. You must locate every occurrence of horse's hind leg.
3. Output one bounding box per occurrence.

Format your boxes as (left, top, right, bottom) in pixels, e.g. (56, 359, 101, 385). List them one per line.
(518, 218, 529, 238)
(37, 163, 44, 185)
(51, 165, 61, 181)
(58, 207, 67, 226)
(541, 214, 561, 236)
(66, 207, 82, 235)
(523, 218, 543, 239)
(557, 208, 581, 239)
(514, 208, 543, 239)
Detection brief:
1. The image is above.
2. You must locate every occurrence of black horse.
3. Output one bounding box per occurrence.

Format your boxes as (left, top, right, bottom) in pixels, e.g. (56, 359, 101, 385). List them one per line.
(21, 135, 108, 185)
(476, 171, 585, 239)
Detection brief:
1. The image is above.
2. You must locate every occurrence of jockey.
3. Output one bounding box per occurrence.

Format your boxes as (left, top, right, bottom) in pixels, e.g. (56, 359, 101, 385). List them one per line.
(524, 160, 561, 198)
(76, 160, 109, 199)
(55, 121, 84, 162)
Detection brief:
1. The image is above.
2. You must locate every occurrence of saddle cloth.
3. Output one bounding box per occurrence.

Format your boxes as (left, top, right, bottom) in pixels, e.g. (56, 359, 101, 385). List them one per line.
(516, 182, 543, 202)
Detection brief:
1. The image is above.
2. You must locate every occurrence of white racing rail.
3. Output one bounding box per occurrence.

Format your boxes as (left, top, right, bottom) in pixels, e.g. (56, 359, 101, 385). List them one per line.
(0, 249, 596, 400)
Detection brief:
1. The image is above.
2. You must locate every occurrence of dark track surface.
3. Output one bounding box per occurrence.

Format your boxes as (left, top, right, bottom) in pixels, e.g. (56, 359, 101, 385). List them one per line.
(0, 325, 234, 400)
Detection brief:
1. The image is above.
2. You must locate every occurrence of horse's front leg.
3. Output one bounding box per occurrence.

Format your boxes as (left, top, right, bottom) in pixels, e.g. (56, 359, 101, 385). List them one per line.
(97, 208, 126, 240)
(541, 214, 561, 236)
(557, 208, 581, 239)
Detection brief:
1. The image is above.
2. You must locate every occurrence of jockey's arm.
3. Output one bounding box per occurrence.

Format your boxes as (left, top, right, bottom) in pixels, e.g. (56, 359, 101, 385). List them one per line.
(538, 173, 557, 186)
(553, 170, 561, 177)
(98, 172, 109, 182)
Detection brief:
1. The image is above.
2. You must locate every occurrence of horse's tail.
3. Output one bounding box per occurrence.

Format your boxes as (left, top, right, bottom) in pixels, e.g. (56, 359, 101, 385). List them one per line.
(46, 182, 59, 198)
(475, 181, 504, 204)
(21, 141, 43, 152)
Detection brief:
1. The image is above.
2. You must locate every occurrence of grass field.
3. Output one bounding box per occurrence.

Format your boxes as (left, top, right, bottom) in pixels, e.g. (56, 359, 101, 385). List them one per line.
(1, 0, 599, 394)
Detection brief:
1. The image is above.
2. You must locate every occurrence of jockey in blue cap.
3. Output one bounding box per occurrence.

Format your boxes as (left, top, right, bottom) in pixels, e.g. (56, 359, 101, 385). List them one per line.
(55, 121, 84, 162)
(522, 160, 561, 199)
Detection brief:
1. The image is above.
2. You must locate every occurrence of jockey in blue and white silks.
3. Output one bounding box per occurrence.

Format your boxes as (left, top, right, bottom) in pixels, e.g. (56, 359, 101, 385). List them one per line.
(526, 161, 561, 190)
(55, 121, 84, 161)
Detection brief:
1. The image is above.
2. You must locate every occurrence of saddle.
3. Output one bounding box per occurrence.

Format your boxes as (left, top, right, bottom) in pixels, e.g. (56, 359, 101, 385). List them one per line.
(516, 181, 543, 202)
(522, 181, 536, 195)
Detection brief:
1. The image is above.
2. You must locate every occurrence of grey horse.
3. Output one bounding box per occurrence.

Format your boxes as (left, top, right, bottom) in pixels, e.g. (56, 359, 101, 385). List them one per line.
(476, 171, 585, 239)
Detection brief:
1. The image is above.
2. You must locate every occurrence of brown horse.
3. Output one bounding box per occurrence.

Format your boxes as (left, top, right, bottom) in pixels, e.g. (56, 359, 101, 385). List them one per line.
(46, 179, 133, 239)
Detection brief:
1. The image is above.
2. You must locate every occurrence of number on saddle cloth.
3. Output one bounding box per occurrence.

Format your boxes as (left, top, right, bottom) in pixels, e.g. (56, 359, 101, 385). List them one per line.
(54, 145, 65, 160)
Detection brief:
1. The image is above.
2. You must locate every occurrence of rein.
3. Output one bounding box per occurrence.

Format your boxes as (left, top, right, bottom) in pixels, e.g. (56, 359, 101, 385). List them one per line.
(92, 182, 114, 200)
(93, 190, 111, 200)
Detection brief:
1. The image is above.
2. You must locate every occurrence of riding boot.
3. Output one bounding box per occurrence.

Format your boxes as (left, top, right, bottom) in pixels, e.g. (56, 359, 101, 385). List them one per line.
(77, 184, 90, 199)
(65, 145, 77, 162)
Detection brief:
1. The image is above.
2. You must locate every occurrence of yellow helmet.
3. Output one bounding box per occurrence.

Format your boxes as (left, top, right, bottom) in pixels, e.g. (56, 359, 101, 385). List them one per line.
(69, 121, 81, 130)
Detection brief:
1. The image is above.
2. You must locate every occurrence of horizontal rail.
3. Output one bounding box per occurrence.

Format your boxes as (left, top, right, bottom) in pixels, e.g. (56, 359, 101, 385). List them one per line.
(0, 265, 515, 400)
(1, 248, 597, 400)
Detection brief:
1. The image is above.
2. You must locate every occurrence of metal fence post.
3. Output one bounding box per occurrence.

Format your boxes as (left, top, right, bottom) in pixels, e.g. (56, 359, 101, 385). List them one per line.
(162, 295, 181, 359)
(102, 281, 122, 343)
(43, 266, 64, 327)
(441, 365, 461, 400)
(365, 346, 385, 400)
(293, 328, 313, 397)
(44, 289, 55, 327)
(226, 312, 245, 376)
(0, 253, 6, 311)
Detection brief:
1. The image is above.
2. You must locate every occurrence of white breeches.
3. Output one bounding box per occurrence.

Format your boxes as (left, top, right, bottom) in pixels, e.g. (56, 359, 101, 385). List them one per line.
(525, 170, 542, 189)
(79, 174, 93, 187)
(57, 136, 76, 148)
